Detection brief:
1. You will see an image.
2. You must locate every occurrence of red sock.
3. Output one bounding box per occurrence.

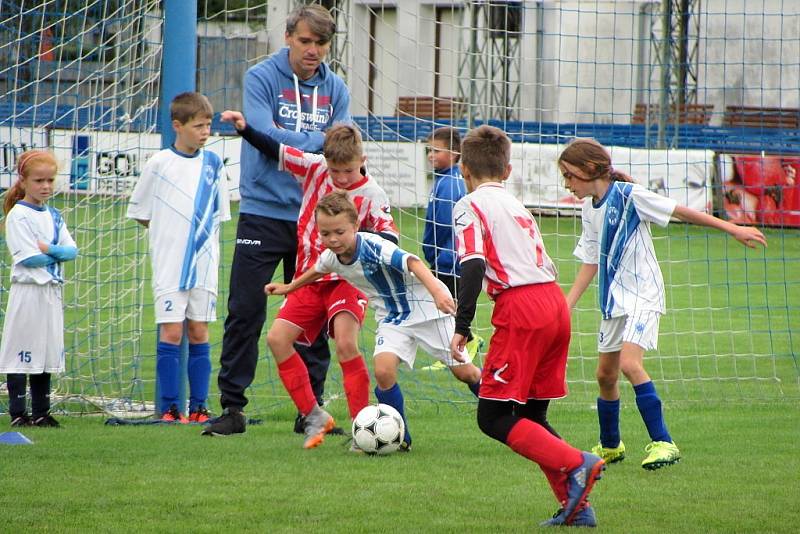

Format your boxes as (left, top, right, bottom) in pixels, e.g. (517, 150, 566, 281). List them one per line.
(542, 467, 568, 505)
(277, 353, 317, 416)
(340, 355, 370, 418)
(506, 418, 584, 473)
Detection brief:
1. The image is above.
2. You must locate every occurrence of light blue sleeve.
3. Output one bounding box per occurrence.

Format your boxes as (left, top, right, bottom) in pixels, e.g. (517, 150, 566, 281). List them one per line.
(47, 244, 78, 262)
(20, 254, 57, 268)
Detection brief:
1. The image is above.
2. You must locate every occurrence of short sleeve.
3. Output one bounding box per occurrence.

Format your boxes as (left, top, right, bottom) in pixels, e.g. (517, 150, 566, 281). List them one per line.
(315, 249, 337, 274)
(453, 196, 484, 263)
(631, 185, 677, 228)
(217, 163, 232, 222)
(126, 157, 157, 221)
(5, 210, 41, 263)
(364, 188, 398, 238)
(56, 214, 77, 249)
(279, 145, 325, 185)
(573, 200, 599, 264)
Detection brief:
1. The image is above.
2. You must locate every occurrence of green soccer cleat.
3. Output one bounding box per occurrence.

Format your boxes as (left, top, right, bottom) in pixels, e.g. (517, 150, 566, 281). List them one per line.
(641, 441, 681, 470)
(465, 334, 485, 359)
(419, 360, 448, 371)
(590, 440, 626, 464)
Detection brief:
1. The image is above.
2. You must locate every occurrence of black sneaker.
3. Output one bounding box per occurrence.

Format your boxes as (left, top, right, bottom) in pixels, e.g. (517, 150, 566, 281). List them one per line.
(295, 411, 345, 435)
(201, 407, 246, 436)
(10, 414, 31, 427)
(32, 414, 60, 427)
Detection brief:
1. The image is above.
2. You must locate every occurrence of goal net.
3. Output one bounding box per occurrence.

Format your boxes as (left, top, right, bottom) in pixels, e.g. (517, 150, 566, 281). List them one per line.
(1, 0, 797, 417)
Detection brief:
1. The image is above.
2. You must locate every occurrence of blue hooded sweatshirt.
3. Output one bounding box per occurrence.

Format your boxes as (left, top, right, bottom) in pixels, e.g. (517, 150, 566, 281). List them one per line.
(239, 47, 351, 220)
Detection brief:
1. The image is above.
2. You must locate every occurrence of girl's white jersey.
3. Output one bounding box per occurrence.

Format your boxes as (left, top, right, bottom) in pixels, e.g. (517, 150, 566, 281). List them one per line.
(453, 182, 558, 299)
(127, 147, 231, 298)
(4, 201, 76, 285)
(315, 232, 449, 326)
(574, 181, 677, 319)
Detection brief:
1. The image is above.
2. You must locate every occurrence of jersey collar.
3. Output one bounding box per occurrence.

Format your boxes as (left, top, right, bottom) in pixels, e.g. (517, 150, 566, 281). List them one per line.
(169, 145, 201, 158)
(16, 200, 46, 211)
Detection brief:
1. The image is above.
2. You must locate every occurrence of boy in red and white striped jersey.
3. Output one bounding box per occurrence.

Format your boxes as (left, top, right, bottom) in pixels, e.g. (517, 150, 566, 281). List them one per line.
(449, 125, 605, 527)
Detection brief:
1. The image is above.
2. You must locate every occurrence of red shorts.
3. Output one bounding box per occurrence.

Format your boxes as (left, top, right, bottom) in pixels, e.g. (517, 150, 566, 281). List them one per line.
(276, 280, 368, 345)
(479, 282, 570, 403)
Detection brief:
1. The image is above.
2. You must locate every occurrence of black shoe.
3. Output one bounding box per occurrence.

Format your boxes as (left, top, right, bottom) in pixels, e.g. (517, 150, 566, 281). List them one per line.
(32, 414, 60, 427)
(295, 412, 345, 436)
(201, 407, 246, 436)
(10, 414, 31, 427)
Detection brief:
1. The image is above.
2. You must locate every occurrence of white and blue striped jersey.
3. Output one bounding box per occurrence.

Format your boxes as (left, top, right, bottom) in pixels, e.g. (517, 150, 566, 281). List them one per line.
(315, 232, 450, 326)
(574, 181, 677, 319)
(127, 147, 231, 298)
(4, 201, 76, 285)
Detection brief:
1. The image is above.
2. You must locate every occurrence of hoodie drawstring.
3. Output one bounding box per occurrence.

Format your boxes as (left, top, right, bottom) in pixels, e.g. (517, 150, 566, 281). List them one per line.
(292, 73, 318, 132)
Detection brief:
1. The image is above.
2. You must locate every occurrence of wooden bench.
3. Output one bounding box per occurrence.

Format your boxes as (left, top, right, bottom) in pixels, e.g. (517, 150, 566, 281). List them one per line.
(632, 102, 714, 125)
(395, 96, 466, 120)
(723, 105, 800, 129)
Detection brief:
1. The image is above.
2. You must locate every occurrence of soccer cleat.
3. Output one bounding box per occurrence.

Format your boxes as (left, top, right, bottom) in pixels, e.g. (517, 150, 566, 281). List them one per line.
(188, 407, 210, 424)
(563, 452, 605, 525)
(302, 405, 335, 449)
(160, 404, 189, 424)
(398, 440, 411, 453)
(10, 414, 31, 427)
(201, 407, 246, 436)
(32, 414, 60, 427)
(349, 440, 365, 454)
(465, 334, 485, 359)
(590, 440, 626, 464)
(641, 441, 681, 470)
(295, 412, 345, 435)
(419, 360, 448, 371)
(540, 503, 597, 527)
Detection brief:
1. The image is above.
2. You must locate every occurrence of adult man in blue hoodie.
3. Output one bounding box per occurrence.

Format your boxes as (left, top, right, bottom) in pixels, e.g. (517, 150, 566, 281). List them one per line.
(206, 5, 350, 436)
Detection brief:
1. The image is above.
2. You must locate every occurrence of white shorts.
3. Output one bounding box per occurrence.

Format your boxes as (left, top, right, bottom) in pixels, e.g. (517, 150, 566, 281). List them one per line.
(155, 289, 217, 324)
(598, 311, 661, 352)
(373, 316, 471, 368)
(0, 283, 65, 373)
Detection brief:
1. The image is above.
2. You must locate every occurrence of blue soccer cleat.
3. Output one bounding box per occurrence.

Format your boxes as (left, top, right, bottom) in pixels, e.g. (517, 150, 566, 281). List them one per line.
(563, 452, 605, 525)
(540, 503, 597, 527)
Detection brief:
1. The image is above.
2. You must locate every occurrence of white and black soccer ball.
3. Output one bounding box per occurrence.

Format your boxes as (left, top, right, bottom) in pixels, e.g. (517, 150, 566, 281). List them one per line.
(352, 403, 405, 455)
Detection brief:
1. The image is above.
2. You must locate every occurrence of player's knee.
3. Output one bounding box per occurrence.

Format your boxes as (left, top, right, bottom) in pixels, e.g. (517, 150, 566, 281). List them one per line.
(596, 367, 618, 388)
(266, 328, 291, 355)
(333, 338, 359, 360)
(476, 402, 511, 443)
(373, 367, 397, 390)
(451, 364, 481, 384)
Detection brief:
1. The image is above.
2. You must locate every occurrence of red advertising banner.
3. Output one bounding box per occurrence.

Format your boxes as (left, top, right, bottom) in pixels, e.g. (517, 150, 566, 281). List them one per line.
(719, 154, 800, 228)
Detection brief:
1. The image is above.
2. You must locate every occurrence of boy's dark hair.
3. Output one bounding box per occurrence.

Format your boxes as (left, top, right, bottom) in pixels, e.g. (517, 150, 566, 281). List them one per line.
(286, 4, 336, 43)
(460, 125, 510, 179)
(170, 92, 213, 124)
(429, 127, 462, 163)
(323, 123, 363, 164)
(315, 190, 358, 224)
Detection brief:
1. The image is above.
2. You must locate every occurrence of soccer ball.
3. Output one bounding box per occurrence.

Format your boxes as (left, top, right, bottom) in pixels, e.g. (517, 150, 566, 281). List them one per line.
(352, 403, 405, 455)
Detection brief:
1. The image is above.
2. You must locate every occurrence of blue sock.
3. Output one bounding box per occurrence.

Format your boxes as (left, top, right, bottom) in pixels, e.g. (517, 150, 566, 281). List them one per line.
(156, 341, 181, 414)
(375, 383, 411, 445)
(187, 342, 211, 413)
(634, 381, 672, 443)
(597, 397, 621, 448)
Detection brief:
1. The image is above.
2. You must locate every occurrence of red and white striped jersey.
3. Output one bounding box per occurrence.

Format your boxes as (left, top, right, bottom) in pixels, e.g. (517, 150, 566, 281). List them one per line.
(280, 145, 398, 280)
(453, 182, 557, 299)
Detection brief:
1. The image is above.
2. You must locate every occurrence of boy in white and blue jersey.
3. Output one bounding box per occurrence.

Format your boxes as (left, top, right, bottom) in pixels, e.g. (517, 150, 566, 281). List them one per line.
(266, 191, 481, 450)
(127, 92, 231, 423)
(1, 150, 77, 427)
(560, 138, 766, 470)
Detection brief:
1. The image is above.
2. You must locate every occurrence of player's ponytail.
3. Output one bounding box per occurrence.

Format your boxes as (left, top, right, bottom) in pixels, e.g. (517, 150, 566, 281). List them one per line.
(3, 150, 58, 215)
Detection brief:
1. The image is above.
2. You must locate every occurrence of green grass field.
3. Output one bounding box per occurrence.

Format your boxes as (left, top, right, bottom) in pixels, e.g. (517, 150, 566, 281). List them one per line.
(1, 199, 799, 532)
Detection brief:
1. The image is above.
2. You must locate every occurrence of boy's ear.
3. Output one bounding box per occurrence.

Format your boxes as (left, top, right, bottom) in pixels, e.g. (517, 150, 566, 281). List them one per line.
(360, 155, 367, 165)
(502, 163, 512, 182)
(171, 119, 182, 133)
